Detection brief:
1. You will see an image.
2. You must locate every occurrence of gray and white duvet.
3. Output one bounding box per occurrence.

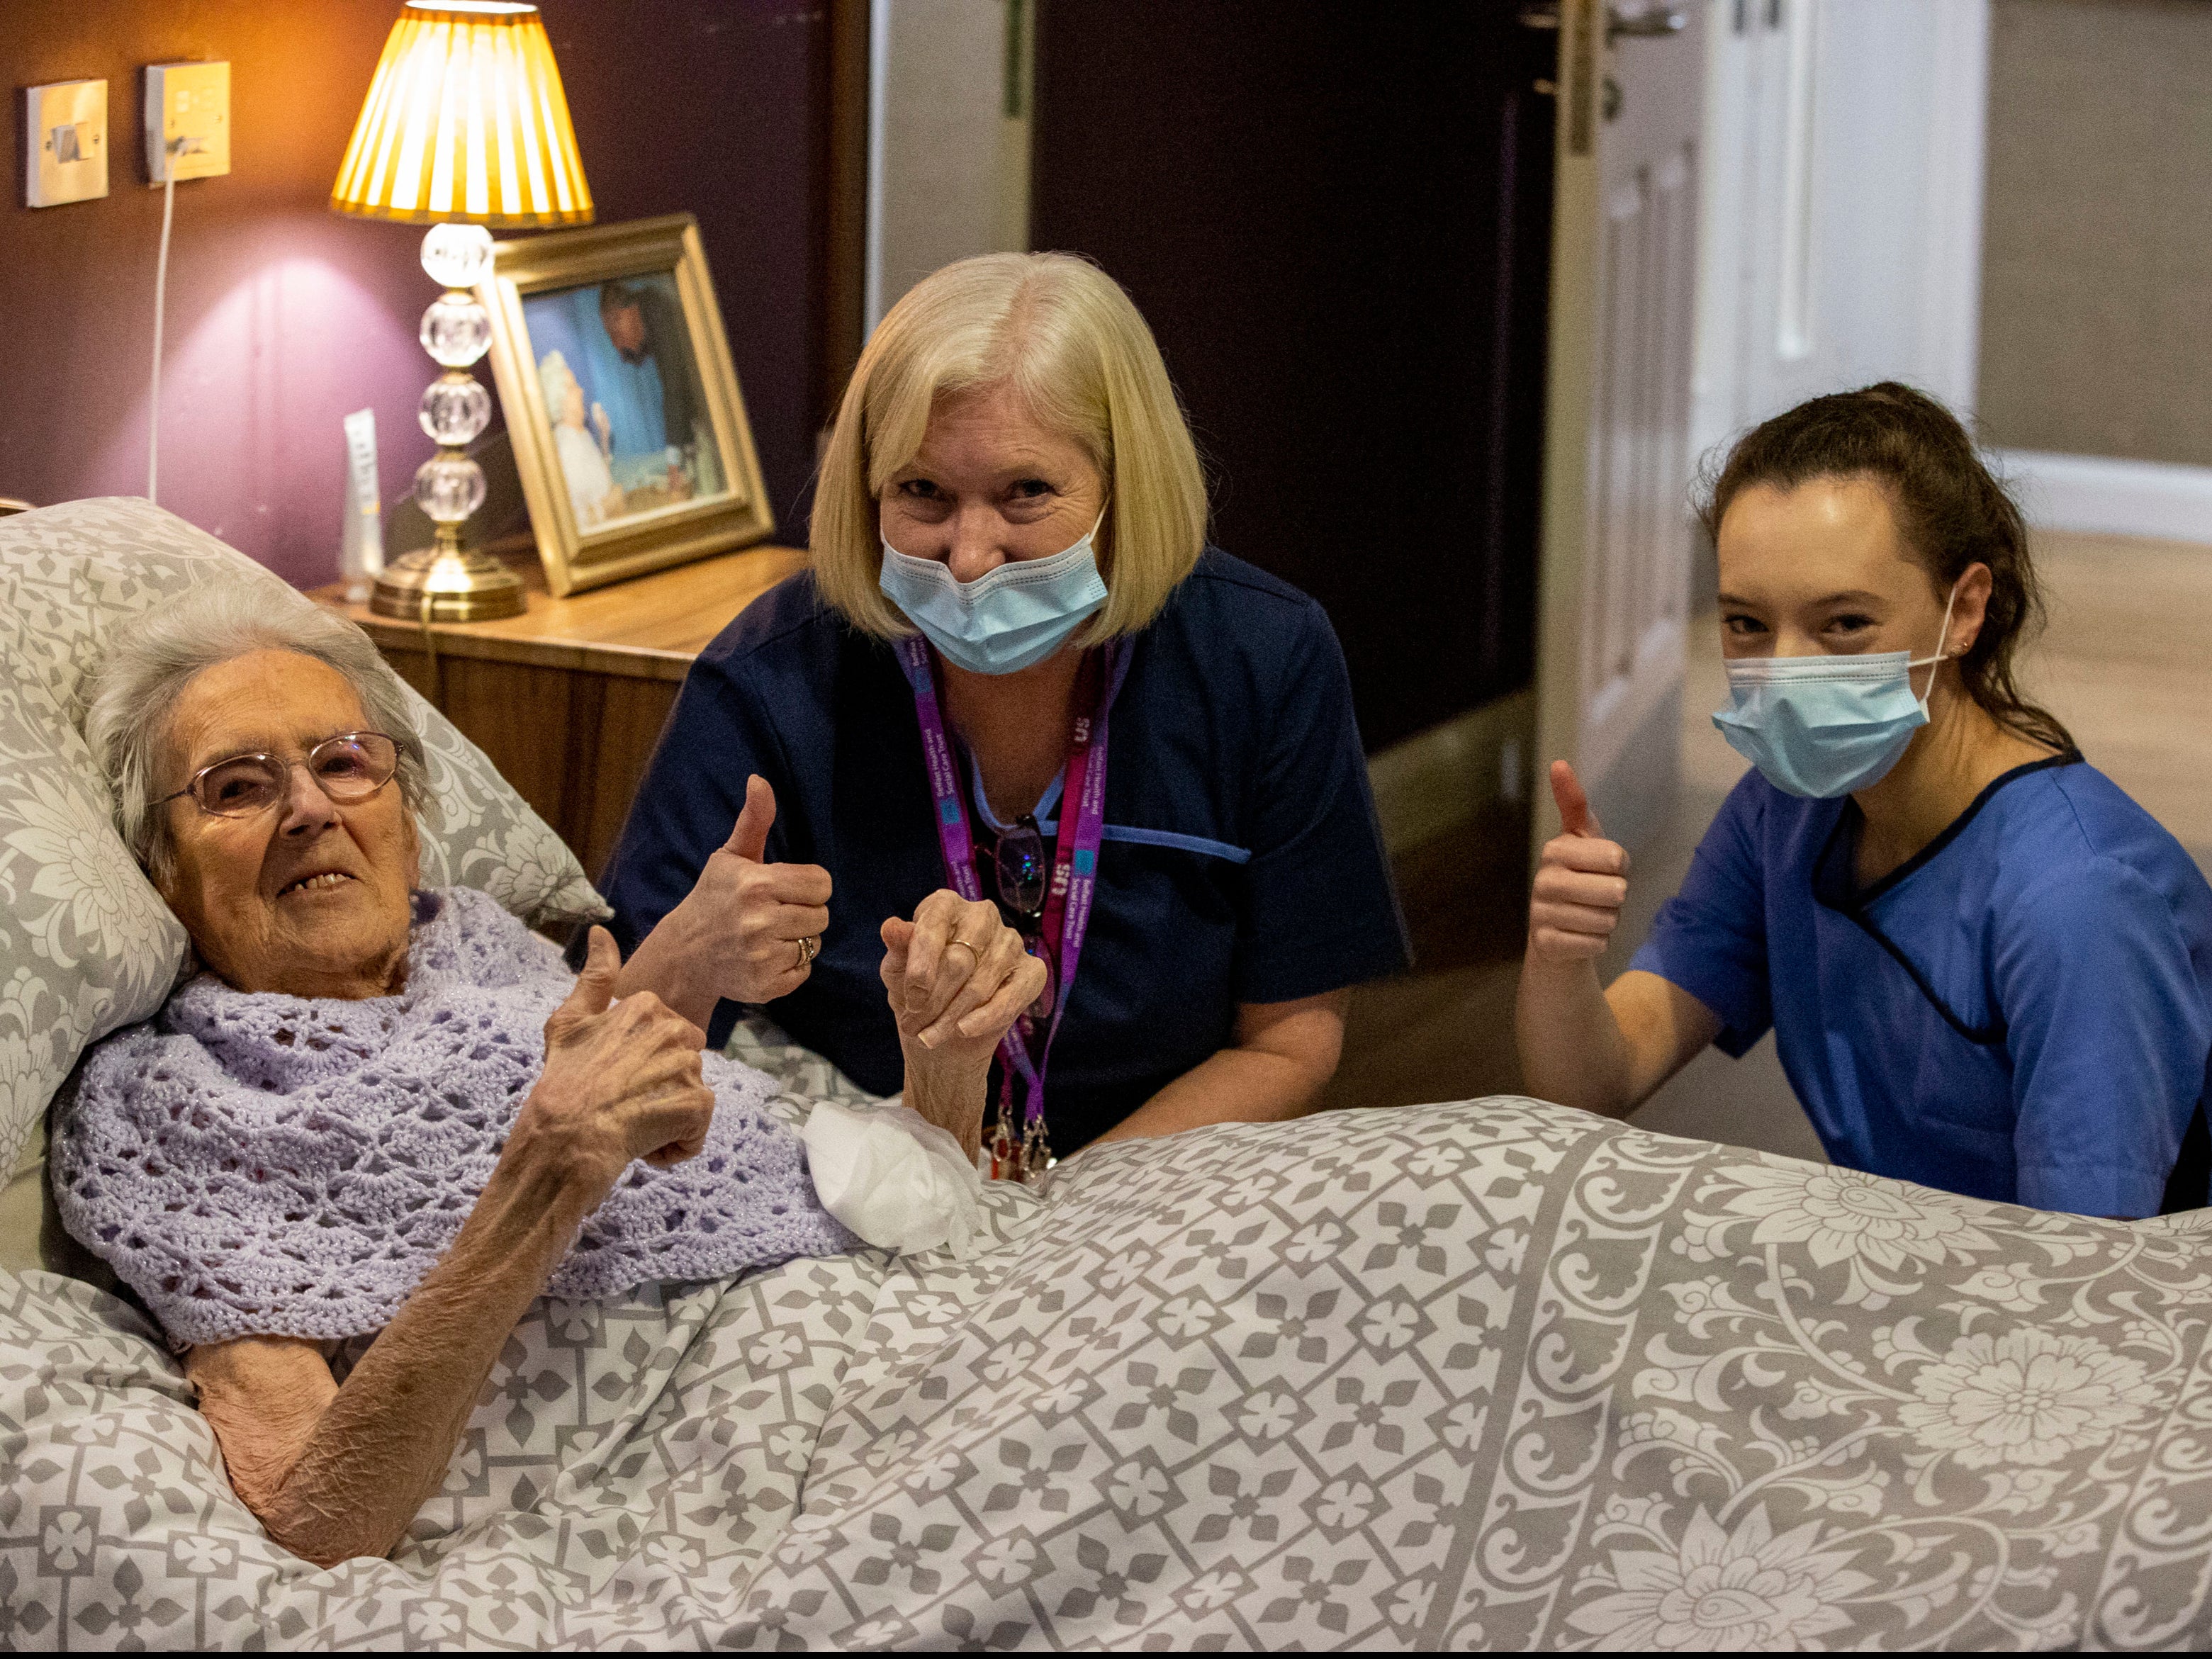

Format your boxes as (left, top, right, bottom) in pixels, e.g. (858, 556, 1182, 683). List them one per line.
(7, 1089, 2212, 1650)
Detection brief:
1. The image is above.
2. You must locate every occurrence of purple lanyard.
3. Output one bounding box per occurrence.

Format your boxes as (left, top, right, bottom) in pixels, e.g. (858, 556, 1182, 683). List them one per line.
(896, 634, 1125, 1179)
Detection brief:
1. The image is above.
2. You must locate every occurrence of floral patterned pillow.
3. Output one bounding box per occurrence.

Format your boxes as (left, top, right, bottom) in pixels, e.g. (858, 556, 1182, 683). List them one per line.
(0, 497, 605, 1184)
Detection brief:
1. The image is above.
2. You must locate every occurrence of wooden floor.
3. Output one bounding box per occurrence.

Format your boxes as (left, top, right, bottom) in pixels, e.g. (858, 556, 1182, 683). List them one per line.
(1323, 530, 2212, 1160)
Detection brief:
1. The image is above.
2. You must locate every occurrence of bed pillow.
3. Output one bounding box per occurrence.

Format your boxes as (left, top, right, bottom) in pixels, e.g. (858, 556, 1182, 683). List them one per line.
(0, 497, 606, 1267)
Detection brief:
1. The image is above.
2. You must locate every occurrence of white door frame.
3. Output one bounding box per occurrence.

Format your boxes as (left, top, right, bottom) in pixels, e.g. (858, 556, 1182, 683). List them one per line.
(1689, 0, 1991, 473)
(1532, 0, 1707, 857)
(863, 0, 1033, 337)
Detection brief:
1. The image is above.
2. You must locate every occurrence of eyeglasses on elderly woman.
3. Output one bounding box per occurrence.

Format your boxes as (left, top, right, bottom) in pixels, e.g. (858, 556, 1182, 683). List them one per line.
(152, 730, 404, 818)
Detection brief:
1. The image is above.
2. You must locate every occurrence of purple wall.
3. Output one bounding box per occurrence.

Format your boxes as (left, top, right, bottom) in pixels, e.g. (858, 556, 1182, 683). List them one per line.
(0, 0, 831, 588)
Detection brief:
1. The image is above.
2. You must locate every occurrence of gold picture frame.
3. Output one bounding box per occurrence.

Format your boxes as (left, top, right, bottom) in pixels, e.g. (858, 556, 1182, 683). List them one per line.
(478, 212, 773, 596)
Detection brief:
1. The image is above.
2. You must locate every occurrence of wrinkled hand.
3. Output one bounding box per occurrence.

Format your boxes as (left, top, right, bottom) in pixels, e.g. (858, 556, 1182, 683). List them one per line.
(880, 889, 1048, 1063)
(512, 927, 714, 1204)
(662, 775, 833, 1006)
(880, 892, 1046, 1155)
(1527, 760, 1632, 965)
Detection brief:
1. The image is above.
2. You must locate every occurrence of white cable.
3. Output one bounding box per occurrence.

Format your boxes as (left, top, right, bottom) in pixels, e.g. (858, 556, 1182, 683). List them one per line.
(148, 167, 176, 505)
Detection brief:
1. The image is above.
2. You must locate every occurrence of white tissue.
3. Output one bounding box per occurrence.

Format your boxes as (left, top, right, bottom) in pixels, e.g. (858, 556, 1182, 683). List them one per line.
(802, 1100, 984, 1258)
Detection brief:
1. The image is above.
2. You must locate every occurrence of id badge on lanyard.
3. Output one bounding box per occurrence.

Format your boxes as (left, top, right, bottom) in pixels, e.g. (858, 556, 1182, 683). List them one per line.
(896, 634, 1124, 1184)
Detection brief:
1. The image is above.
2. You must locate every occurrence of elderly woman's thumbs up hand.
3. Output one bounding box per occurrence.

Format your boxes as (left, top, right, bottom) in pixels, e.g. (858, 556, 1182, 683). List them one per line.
(613, 775, 834, 1031)
(512, 928, 717, 1208)
(689, 775, 834, 1002)
(1527, 761, 1632, 965)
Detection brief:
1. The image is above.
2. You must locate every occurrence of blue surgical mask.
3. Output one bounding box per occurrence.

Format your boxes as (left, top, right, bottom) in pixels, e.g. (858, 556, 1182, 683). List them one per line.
(1711, 583, 1959, 799)
(878, 517, 1108, 676)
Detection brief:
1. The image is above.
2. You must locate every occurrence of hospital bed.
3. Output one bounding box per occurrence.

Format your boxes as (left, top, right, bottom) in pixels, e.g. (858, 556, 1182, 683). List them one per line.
(4, 499, 2212, 1649)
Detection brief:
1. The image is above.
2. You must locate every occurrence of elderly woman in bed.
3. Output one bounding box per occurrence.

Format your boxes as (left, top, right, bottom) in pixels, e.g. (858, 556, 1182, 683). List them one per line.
(50, 584, 1043, 1570)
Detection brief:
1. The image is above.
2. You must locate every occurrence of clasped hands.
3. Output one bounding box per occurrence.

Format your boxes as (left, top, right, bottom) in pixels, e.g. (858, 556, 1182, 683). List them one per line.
(673, 772, 1043, 1042)
(592, 774, 1043, 1169)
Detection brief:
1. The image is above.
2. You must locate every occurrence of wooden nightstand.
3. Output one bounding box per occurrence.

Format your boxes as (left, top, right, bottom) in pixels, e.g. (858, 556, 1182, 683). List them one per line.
(315, 543, 807, 881)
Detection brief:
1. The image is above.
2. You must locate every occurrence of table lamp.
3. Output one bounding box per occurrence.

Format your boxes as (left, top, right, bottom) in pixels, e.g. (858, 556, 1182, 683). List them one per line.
(330, 1, 593, 622)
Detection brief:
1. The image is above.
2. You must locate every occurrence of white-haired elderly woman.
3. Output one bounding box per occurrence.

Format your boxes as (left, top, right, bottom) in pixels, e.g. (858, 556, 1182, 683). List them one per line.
(50, 583, 1042, 1568)
(597, 251, 1410, 1181)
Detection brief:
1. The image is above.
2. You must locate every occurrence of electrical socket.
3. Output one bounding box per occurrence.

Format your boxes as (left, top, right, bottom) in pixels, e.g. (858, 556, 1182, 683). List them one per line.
(145, 61, 230, 184)
(25, 79, 108, 208)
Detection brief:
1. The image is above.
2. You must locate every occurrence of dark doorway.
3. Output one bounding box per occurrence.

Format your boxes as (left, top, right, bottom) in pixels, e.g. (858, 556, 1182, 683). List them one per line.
(1031, 3, 1556, 753)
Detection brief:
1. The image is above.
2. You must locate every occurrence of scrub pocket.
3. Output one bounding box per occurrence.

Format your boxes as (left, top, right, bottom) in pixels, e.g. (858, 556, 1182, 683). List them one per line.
(1902, 1017, 2014, 1140)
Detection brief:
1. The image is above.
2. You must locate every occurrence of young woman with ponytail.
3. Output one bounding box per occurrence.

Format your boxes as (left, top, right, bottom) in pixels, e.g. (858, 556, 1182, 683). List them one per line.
(1516, 383, 2212, 1218)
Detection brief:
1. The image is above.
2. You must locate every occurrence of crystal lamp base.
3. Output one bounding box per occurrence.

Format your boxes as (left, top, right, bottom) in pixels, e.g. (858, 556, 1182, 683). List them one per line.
(371, 225, 520, 624)
(369, 544, 525, 623)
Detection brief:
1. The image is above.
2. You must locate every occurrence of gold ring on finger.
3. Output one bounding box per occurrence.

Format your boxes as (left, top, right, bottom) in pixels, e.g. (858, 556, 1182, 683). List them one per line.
(794, 934, 819, 971)
(943, 938, 979, 965)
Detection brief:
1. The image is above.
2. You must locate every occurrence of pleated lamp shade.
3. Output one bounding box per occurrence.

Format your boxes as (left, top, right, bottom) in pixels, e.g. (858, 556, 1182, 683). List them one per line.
(330, 1, 593, 227)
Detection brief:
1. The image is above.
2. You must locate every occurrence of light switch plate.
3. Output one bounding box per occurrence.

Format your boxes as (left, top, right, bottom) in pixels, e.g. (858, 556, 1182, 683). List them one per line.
(145, 61, 230, 183)
(25, 79, 109, 208)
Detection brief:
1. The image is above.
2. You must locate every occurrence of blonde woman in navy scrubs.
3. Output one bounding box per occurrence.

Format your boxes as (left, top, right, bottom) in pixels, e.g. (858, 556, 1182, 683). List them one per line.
(593, 252, 1408, 1179)
(1517, 384, 2212, 1217)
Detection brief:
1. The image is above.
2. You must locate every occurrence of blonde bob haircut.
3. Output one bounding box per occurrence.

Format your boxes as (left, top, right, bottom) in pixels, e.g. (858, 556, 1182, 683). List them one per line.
(812, 251, 1209, 643)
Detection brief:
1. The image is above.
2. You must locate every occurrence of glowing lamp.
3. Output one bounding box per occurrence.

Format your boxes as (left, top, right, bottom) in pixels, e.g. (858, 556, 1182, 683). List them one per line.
(331, 1, 595, 622)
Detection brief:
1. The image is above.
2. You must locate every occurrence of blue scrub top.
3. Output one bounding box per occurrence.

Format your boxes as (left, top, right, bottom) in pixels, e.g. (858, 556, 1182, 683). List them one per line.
(595, 549, 1410, 1152)
(1631, 755, 2212, 1216)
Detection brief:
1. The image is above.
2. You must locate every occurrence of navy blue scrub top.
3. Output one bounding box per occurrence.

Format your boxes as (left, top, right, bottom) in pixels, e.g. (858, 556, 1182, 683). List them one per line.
(594, 548, 1411, 1152)
(1631, 755, 2212, 1217)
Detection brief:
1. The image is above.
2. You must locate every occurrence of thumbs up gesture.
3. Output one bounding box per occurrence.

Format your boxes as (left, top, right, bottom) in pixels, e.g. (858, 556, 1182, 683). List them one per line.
(525, 926, 715, 1205)
(1526, 761, 1632, 964)
(652, 774, 836, 1009)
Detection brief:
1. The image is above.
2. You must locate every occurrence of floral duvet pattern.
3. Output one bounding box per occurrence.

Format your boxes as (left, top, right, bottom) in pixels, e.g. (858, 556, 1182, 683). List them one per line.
(9, 1095, 2212, 1650)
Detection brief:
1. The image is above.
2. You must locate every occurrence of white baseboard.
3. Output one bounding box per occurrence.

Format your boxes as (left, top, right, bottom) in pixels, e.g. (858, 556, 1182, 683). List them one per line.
(1994, 449, 2212, 544)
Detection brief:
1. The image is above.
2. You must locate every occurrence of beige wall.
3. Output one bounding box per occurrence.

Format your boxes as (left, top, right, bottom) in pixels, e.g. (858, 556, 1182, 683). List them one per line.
(1979, 0, 2212, 466)
(872, 0, 1031, 330)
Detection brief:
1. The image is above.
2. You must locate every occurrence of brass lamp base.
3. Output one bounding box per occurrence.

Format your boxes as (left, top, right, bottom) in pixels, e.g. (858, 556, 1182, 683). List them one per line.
(369, 544, 526, 623)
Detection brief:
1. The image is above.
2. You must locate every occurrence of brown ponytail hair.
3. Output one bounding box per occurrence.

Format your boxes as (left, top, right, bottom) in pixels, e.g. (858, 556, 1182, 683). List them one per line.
(1697, 381, 2072, 753)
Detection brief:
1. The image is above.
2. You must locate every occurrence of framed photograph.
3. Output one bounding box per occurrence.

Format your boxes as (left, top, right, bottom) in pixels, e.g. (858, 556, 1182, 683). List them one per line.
(479, 213, 774, 596)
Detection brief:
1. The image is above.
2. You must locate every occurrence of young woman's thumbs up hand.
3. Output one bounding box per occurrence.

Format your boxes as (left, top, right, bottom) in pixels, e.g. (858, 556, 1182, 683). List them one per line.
(1526, 761, 1632, 965)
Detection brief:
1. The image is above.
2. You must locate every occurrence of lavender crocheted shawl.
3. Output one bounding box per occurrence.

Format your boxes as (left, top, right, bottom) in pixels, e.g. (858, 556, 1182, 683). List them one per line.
(52, 887, 856, 1349)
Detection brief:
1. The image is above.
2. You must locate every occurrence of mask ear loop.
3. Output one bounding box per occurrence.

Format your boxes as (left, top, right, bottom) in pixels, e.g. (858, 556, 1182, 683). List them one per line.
(1907, 578, 1963, 712)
